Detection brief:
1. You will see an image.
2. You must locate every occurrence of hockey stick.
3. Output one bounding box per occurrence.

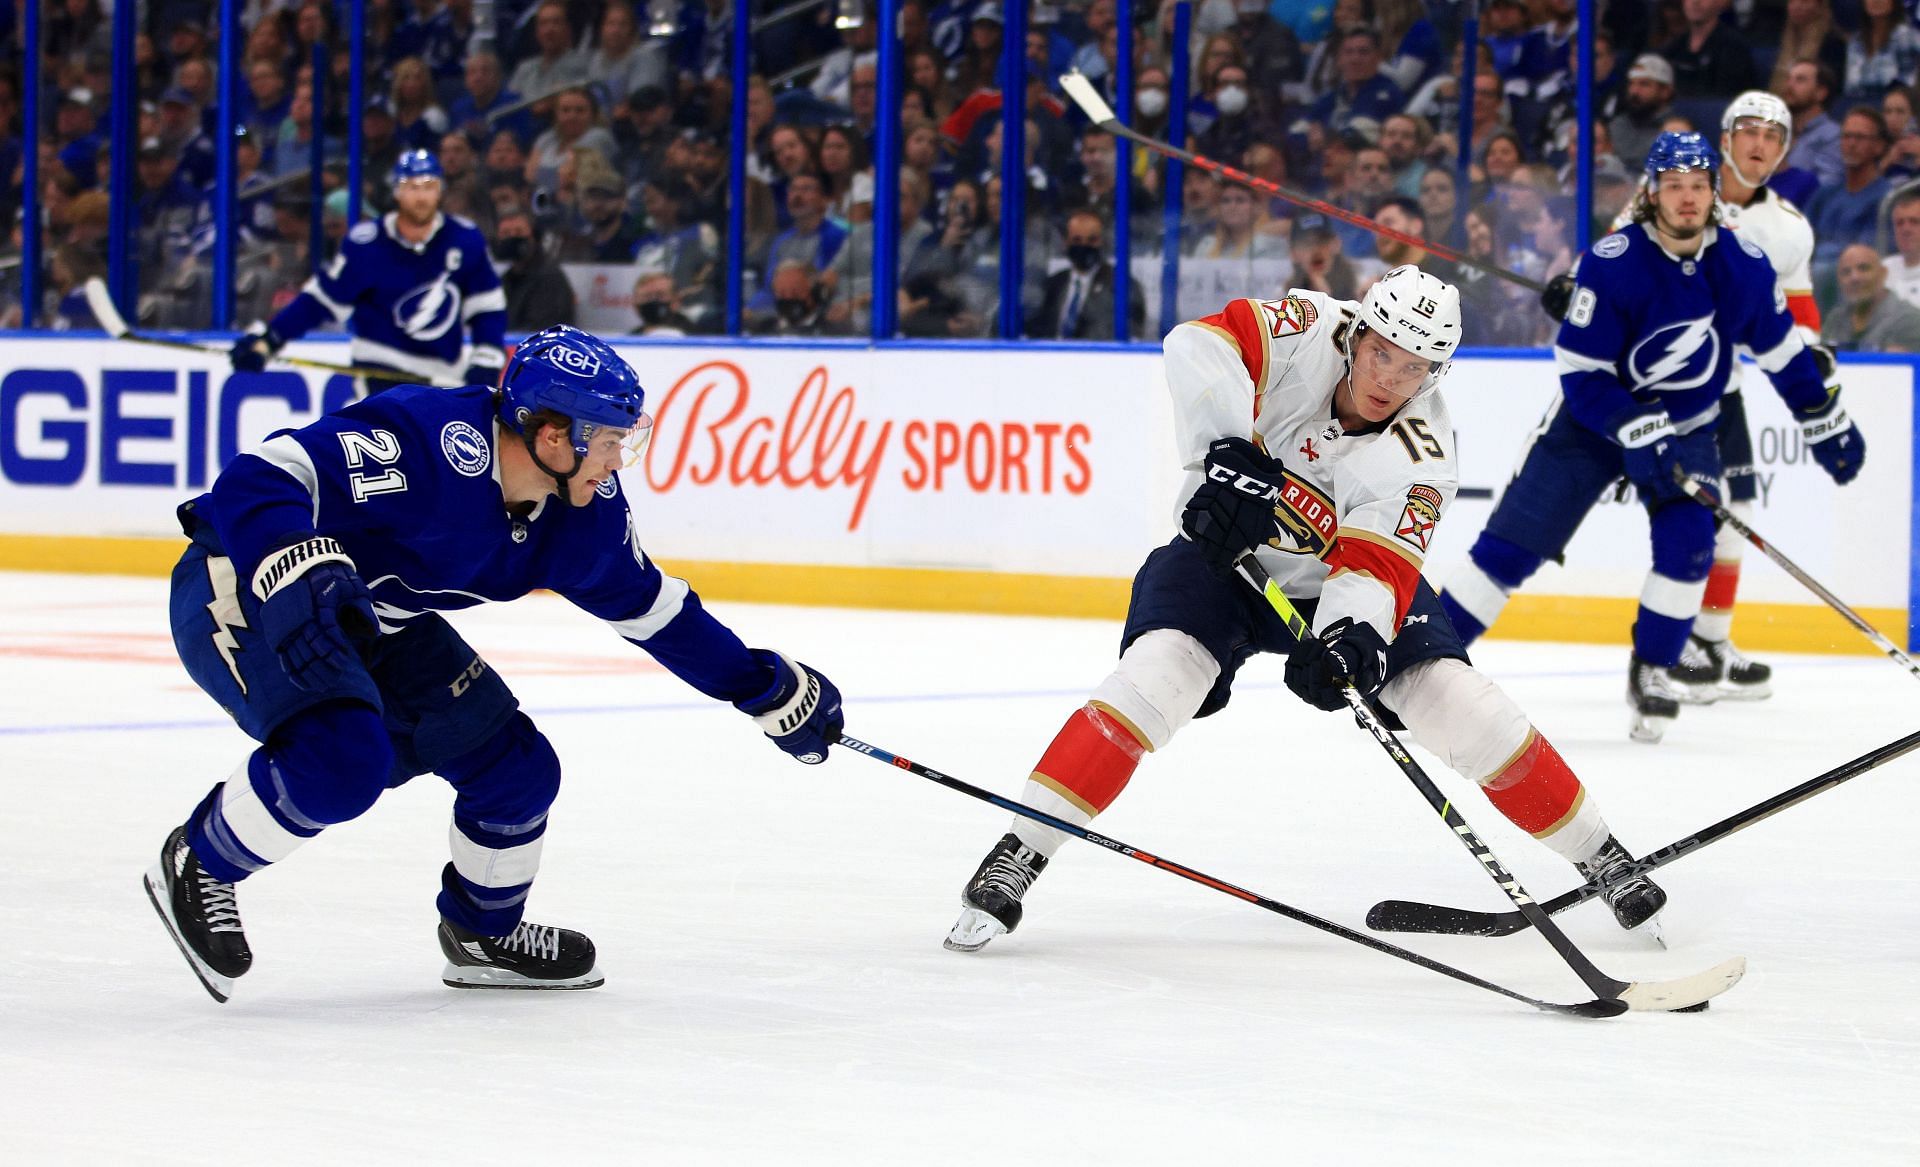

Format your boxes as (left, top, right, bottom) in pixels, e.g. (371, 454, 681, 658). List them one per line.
(1673, 470, 1920, 680)
(81, 278, 453, 385)
(1368, 725, 1920, 936)
(1055, 72, 1546, 294)
(1238, 559, 1744, 1011)
(835, 735, 1625, 1018)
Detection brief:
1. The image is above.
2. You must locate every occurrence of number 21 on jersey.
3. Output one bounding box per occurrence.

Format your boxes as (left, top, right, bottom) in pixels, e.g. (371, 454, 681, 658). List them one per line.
(339, 429, 408, 502)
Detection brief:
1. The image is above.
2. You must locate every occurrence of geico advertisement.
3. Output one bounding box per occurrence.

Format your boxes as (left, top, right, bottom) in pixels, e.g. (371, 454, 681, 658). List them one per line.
(1429, 358, 1915, 609)
(0, 339, 1177, 576)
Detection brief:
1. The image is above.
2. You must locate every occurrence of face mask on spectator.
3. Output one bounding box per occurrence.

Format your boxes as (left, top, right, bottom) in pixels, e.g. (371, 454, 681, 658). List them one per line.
(1136, 87, 1168, 118)
(777, 296, 813, 324)
(1215, 86, 1249, 116)
(494, 237, 531, 265)
(637, 300, 672, 324)
(1067, 243, 1102, 272)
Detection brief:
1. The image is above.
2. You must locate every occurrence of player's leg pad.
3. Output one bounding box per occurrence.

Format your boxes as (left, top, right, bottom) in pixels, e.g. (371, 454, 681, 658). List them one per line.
(436, 712, 562, 936)
(1441, 533, 1544, 643)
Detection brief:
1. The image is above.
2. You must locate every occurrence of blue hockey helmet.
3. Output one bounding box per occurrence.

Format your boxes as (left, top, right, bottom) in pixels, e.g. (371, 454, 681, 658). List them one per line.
(389, 148, 443, 186)
(499, 325, 650, 463)
(1643, 131, 1719, 190)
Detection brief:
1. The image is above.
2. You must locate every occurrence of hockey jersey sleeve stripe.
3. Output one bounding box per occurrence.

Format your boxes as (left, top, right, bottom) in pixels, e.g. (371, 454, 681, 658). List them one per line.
(1786, 290, 1821, 332)
(299, 277, 353, 324)
(1553, 346, 1617, 375)
(1325, 528, 1421, 627)
(1750, 328, 1806, 374)
(254, 435, 322, 525)
(1192, 298, 1270, 392)
(604, 573, 691, 642)
(462, 288, 508, 320)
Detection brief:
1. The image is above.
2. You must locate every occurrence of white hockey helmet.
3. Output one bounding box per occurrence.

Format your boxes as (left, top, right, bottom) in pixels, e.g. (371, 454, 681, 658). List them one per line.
(1351, 264, 1462, 392)
(1720, 90, 1793, 187)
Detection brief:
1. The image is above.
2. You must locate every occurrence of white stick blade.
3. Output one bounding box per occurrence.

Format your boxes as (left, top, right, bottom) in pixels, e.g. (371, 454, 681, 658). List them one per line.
(1058, 72, 1118, 125)
(1619, 955, 1746, 1012)
(83, 277, 132, 337)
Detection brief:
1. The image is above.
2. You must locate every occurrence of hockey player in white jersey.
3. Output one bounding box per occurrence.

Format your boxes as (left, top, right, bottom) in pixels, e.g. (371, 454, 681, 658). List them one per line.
(944, 267, 1668, 953)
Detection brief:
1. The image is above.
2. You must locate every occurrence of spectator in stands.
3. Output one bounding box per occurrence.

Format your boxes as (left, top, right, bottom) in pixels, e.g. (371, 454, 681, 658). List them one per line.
(634, 175, 720, 320)
(450, 51, 532, 148)
(1610, 54, 1676, 167)
(1807, 107, 1895, 264)
(157, 87, 215, 187)
(1479, 0, 1533, 81)
(1025, 208, 1140, 340)
(1661, 0, 1757, 98)
(812, 8, 879, 107)
(1472, 131, 1526, 204)
(495, 206, 576, 328)
(360, 100, 404, 198)
(588, 2, 669, 110)
(527, 87, 618, 199)
(1455, 203, 1538, 346)
(758, 259, 839, 335)
(753, 173, 848, 311)
(391, 57, 450, 151)
(1374, 195, 1459, 281)
(631, 268, 698, 336)
(1417, 165, 1464, 251)
(510, 2, 589, 107)
(902, 176, 991, 337)
(952, 3, 1006, 100)
(1190, 180, 1288, 265)
(613, 85, 679, 187)
(244, 59, 292, 154)
(1378, 112, 1432, 197)
(1845, 0, 1920, 103)
(1772, 0, 1848, 94)
(1308, 27, 1405, 137)
(1882, 86, 1920, 179)
(1175, 165, 1221, 255)
(1824, 243, 1920, 350)
(435, 130, 493, 234)
(819, 124, 875, 225)
(1780, 59, 1845, 190)
(1288, 212, 1360, 299)
(557, 156, 645, 263)
(46, 242, 105, 331)
(272, 82, 336, 178)
(1374, 0, 1440, 92)
(1462, 66, 1513, 156)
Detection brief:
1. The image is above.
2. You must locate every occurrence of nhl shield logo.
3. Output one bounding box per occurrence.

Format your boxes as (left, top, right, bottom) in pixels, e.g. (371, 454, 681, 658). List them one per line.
(440, 420, 491, 477)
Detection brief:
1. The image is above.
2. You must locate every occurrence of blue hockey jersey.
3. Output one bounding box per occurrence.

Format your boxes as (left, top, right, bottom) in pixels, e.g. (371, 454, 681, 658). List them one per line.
(181, 384, 771, 703)
(1554, 221, 1831, 442)
(271, 213, 509, 387)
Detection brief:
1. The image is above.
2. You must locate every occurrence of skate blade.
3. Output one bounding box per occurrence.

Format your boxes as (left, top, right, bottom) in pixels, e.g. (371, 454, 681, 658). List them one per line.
(441, 962, 605, 990)
(1628, 713, 1673, 743)
(1675, 687, 1723, 706)
(1636, 913, 1669, 950)
(143, 867, 235, 1004)
(1716, 681, 1772, 702)
(944, 907, 1008, 953)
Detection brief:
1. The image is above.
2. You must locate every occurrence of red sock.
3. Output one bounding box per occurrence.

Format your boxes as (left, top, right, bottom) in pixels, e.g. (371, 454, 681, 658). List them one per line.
(1030, 704, 1147, 817)
(1701, 561, 1740, 617)
(1480, 731, 1584, 837)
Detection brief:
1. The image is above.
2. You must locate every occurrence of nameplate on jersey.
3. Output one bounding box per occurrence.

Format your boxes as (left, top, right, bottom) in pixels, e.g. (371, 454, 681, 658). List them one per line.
(1394, 484, 1444, 554)
(1268, 472, 1338, 558)
(1259, 296, 1317, 339)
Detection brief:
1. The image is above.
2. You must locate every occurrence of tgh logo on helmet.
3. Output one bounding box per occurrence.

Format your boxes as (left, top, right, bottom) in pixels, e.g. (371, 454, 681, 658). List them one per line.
(544, 344, 603, 378)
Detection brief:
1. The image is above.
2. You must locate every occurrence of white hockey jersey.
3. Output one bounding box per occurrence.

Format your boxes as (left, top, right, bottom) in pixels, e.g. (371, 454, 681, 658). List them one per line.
(1162, 290, 1457, 644)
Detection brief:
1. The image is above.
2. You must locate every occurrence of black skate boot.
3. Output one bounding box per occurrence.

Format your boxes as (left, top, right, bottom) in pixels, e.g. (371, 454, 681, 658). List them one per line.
(1627, 652, 1683, 743)
(1670, 637, 1724, 705)
(945, 833, 1050, 952)
(144, 825, 252, 1003)
(1577, 835, 1668, 932)
(1687, 634, 1773, 701)
(438, 918, 604, 989)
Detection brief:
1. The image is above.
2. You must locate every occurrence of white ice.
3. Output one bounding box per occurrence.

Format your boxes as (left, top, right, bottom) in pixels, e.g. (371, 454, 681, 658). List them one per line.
(3, 569, 1917, 1164)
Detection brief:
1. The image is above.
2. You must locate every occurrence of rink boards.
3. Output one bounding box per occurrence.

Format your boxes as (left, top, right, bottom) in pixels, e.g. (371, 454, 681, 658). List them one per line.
(0, 335, 1911, 653)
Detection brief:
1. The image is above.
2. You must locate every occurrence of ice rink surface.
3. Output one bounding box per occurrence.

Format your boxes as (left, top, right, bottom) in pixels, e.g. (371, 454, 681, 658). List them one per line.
(3, 569, 1917, 1165)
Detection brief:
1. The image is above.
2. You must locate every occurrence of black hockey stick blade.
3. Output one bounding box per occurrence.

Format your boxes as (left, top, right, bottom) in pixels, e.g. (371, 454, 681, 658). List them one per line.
(836, 734, 1626, 1018)
(1368, 726, 1920, 936)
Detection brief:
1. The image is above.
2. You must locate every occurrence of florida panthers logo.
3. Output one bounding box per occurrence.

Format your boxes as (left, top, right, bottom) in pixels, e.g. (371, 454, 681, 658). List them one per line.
(1627, 314, 1720, 392)
(1268, 473, 1339, 558)
(392, 276, 464, 342)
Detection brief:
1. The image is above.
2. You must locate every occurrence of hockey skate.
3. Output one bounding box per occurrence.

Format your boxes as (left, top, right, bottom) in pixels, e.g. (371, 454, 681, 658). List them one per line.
(438, 918, 604, 990)
(1679, 634, 1773, 701)
(144, 826, 252, 1003)
(945, 833, 1049, 952)
(1627, 653, 1684, 743)
(1577, 835, 1669, 935)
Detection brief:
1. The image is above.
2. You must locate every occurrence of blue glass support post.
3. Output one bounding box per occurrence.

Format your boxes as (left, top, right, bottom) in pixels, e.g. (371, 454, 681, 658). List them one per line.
(107, 0, 138, 314)
(1574, 0, 1595, 251)
(873, 0, 902, 339)
(309, 43, 327, 269)
(1112, 0, 1134, 341)
(998, 0, 1028, 339)
(725, 0, 750, 336)
(20, 0, 40, 327)
(1157, 2, 1190, 339)
(213, 0, 240, 328)
(1456, 15, 1478, 198)
(348, 0, 367, 225)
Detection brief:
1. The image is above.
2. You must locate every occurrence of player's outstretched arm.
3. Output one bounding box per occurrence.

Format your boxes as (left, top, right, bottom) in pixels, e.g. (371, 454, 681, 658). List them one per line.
(735, 650, 844, 765)
(1748, 300, 1866, 486)
(232, 252, 362, 372)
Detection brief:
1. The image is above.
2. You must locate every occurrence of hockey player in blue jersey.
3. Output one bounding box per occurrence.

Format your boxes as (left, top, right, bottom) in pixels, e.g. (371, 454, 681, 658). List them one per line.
(229, 149, 509, 396)
(1438, 132, 1864, 742)
(147, 326, 844, 1001)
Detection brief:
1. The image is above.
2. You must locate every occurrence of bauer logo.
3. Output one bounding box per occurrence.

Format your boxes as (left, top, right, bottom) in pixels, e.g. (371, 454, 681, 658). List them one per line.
(440, 420, 491, 477)
(544, 345, 603, 378)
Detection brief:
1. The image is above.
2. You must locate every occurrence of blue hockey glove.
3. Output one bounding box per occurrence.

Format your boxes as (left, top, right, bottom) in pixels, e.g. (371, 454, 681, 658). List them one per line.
(1284, 617, 1389, 712)
(230, 326, 284, 374)
(1614, 411, 1698, 505)
(1181, 437, 1287, 577)
(1797, 394, 1864, 485)
(251, 537, 378, 691)
(736, 651, 843, 764)
(463, 359, 505, 388)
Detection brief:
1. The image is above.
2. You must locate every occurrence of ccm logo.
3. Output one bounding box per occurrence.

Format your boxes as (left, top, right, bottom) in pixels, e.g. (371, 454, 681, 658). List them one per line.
(1208, 465, 1281, 501)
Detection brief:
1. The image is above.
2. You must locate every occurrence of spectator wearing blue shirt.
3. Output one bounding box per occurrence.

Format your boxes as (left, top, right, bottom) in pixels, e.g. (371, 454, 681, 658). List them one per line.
(751, 173, 850, 316)
(1784, 58, 1846, 189)
(1308, 28, 1406, 136)
(1808, 106, 1896, 266)
(449, 51, 535, 147)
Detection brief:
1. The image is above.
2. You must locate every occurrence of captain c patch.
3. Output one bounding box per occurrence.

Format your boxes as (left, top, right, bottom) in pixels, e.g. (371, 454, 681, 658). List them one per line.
(1395, 484, 1444, 553)
(1259, 295, 1318, 339)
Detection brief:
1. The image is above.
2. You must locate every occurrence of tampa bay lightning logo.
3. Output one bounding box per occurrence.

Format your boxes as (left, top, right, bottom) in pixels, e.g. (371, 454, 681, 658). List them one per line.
(594, 476, 619, 499)
(392, 276, 464, 342)
(1593, 233, 1629, 259)
(440, 420, 491, 477)
(1627, 314, 1720, 392)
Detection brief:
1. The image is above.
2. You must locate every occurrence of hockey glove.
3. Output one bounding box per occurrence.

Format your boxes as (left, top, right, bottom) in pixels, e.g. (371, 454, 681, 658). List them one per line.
(230, 326, 285, 374)
(1539, 273, 1576, 322)
(252, 537, 378, 691)
(463, 347, 507, 388)
(1285, 617, 1389, 712)
(1797, 394, 1864, 485)
(736, 650, 843, 764)
(1614, 411, 1699, 505)
(1181, 437, 1287, 577)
